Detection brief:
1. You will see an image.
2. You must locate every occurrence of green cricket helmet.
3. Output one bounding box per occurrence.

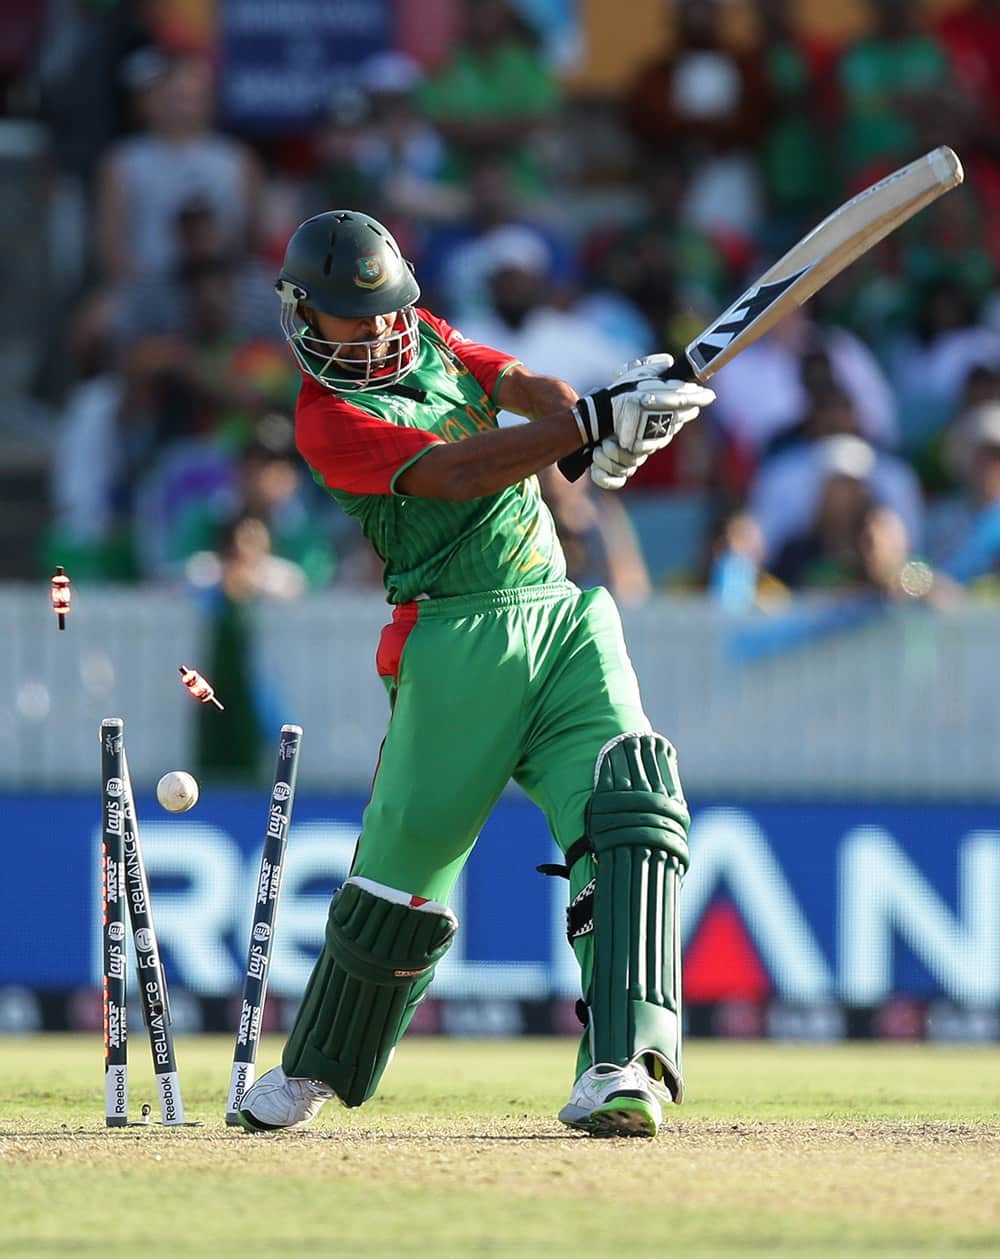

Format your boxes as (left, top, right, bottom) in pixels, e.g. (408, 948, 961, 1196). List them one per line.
(275, 210, 421, 391)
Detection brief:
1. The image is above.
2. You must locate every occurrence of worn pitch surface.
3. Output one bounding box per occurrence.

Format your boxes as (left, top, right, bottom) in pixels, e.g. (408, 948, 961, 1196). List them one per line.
(2, 1036, 998, 1257)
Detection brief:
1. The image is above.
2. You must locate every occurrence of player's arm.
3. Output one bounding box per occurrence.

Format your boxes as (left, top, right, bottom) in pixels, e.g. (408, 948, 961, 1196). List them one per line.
(298, 389, 584, 503)
(397, 365, 582, 498)
(399, 361, 714, 500)
(495, 363, 579, 421)
(395, 404, 586, 500)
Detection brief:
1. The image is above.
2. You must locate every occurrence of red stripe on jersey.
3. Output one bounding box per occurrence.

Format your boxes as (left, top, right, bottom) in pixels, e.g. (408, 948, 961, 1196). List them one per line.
(416, 308, 518, 398)
(295, 377, 443, 495)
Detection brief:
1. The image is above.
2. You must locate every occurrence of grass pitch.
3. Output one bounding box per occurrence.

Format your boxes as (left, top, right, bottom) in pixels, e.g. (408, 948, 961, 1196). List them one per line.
(1, 1036, 998, 1258)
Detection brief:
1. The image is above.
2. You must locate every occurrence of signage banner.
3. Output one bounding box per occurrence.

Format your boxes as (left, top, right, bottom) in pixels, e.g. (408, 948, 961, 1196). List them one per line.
(3, 793, 998, 1018)
(219, 0, 390, 131)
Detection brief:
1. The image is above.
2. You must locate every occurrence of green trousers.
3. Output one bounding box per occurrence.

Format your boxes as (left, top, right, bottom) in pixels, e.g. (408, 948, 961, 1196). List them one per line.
(354, 580, 652, 1060)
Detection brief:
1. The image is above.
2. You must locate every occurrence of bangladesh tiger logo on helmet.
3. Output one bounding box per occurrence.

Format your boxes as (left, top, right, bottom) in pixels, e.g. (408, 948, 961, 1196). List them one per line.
(354, 254, 387, 290)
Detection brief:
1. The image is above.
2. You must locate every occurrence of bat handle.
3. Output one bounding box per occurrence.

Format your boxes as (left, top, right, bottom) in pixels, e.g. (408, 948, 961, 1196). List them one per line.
(557, 357, 692, 483)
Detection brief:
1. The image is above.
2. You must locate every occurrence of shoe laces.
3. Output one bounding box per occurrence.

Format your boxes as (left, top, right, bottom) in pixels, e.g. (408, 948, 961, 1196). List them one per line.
(305, 1078, 335, 1099)
(590, 1060, 671, 1105)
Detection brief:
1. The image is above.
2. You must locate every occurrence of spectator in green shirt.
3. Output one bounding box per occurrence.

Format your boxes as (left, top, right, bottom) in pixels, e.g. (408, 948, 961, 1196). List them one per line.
(755, 0, 839, 247)
(837, 0, 953, 186)
(173, 428, 337, 590)
(417, 0, 561, 196)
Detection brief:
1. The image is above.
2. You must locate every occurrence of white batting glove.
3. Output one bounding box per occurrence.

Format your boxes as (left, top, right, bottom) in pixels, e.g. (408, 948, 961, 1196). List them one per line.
(574, 376, 716, 455)
(611, 353, 677, 387)
(620, 379, 716, 453)
(590, 436, 648, 490)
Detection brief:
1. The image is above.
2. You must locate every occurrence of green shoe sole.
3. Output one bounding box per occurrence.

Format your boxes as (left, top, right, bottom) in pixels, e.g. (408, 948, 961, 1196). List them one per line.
(234, 1109, 281, 1133)
(584, 1096, 659, 1138)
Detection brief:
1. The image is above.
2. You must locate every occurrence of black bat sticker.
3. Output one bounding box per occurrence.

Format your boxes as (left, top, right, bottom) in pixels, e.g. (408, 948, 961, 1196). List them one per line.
(689, 266, 812, 369)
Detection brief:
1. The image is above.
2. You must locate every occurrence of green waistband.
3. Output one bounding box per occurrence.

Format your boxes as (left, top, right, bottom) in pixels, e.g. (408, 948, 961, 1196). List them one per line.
(413, 581, 580, 619)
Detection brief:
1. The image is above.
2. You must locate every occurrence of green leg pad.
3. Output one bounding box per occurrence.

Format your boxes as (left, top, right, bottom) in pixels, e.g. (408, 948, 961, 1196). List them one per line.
(586, 733, 690, 1098)
(282, 878, 458, 1106)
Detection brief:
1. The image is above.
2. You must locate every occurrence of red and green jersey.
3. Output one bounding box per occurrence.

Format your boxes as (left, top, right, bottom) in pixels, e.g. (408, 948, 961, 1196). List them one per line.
(295, 309, 566, 603)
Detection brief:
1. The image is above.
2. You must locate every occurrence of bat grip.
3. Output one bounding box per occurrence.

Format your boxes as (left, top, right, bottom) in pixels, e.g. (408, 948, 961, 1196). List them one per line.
(557, 358, 692, 483)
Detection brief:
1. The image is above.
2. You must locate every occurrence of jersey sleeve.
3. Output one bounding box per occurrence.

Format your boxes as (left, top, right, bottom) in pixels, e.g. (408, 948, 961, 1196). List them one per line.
(295, 390, 443, 496)
(417, 308, 519, 401)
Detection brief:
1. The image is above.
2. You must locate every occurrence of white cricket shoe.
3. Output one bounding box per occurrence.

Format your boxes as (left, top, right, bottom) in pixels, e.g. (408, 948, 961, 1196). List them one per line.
(558, 1061, 667, 1138)
(237, 1065, 335, 1132)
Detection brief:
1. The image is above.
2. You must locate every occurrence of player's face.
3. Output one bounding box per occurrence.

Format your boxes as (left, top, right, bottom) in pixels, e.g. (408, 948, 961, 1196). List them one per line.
(307, 308, 400, 362)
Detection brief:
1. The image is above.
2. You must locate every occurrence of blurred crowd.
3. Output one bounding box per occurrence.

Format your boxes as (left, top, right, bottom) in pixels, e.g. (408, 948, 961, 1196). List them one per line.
(4, 0, 1000, 618)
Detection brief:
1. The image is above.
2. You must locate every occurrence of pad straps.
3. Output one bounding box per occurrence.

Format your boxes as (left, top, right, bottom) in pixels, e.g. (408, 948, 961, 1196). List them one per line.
(536, 834, 592, 879)
(537, 835, 596, 943)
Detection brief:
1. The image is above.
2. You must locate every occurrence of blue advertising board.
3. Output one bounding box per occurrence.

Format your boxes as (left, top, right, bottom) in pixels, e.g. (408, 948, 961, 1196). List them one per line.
(218, 0, 391, 132)
(3, 793, 998, 1020)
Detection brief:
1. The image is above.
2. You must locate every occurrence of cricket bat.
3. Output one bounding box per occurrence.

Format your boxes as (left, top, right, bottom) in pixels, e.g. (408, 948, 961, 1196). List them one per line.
(559, 145, 964, 480)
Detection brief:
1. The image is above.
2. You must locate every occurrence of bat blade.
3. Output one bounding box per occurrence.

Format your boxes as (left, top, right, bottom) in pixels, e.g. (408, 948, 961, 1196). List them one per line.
(558, 147, 962, 482)
(684, 145, 963, 380)
(558, 146, 962, 482)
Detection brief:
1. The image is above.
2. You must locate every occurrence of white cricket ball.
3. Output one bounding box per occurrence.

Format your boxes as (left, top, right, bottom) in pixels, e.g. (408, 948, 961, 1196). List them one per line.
(156, 771, 200, 813)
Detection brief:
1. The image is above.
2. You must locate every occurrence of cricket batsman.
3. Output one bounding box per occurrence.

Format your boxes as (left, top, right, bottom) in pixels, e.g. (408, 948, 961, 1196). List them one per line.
(238, 211, 714, 1137)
